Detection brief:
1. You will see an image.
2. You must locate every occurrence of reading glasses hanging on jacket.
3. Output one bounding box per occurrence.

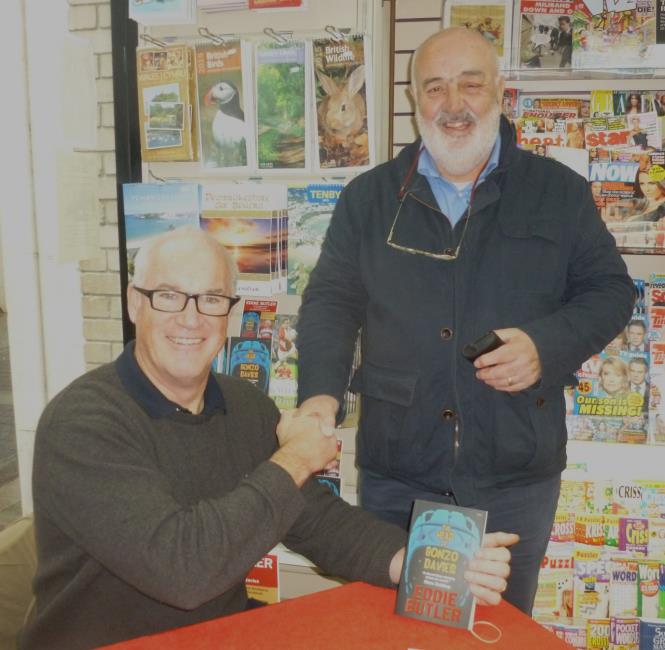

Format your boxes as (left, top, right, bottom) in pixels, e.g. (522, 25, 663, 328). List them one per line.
(386, 145, 486, 261)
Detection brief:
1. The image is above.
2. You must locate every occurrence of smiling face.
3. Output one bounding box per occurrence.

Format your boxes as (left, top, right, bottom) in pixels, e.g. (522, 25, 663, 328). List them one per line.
(411, 28, 504, 181)
(638, 171, 665, 202)
(128, 231, 232, 408)
(600, 360, 627, 396)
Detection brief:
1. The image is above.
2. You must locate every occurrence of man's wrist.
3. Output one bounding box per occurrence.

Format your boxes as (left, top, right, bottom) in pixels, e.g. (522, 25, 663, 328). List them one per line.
(269, 449, 312, 488)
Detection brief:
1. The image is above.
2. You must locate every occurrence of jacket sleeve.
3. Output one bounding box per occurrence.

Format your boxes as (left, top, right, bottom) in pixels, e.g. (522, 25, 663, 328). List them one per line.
(297, 183, 369, 406)
(520, 184, 635, 387)
(283, 480, 407, 588)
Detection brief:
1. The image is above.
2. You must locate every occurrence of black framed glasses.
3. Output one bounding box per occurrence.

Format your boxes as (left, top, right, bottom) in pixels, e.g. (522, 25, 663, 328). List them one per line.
(133, 287, 240, 316)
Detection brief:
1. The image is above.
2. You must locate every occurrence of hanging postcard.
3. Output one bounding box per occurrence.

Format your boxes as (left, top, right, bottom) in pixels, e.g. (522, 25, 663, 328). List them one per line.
(442, 0, 512, 70)
(572, 0, 657, 69)
(312, 34, 373, 172)
(122, 182, 201, 280)
(517, 0, 575, 70)
(255, 40, 308, 171)
(136, 45, 199, 162)
(200, 183, 287, 296)
(196, 40, 253, 171)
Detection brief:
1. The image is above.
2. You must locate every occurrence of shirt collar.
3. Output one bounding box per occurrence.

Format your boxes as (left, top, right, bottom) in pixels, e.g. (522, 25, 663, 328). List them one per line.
(418, 132, 502, 187)
(115, 341, 226, 418)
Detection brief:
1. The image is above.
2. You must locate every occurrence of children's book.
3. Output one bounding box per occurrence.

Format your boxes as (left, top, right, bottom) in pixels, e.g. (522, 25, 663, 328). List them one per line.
(395, 499, 487, 630)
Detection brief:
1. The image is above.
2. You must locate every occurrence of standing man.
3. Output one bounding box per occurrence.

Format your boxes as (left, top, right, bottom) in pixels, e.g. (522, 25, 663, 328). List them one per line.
(296, 27, 634, 614)
(21, 229, 516, 650)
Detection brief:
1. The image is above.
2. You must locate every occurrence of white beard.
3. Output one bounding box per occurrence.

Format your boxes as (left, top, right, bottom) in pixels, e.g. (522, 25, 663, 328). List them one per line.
(416, 102, 501, 178)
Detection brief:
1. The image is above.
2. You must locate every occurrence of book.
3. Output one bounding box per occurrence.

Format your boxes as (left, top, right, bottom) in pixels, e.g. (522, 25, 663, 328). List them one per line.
(196, 41, 252, 170)
(244, 554, 279, 605)
(395, 499, 487, 630)
(227, 336, 271, 393)
(268, 314, 299, 410)
(201, 183, 287, 296)
(609, 616, 639, 649)
(136, 45, 198, 162)
(312, 34, 372, 172)
(287, 182, 343, 295)
(122, 182, 201, 279)
(255, 40, 308, 170)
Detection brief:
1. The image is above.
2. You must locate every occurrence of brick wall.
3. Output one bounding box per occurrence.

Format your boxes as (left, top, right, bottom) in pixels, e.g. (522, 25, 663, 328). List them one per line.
(68, 0, 124, 368)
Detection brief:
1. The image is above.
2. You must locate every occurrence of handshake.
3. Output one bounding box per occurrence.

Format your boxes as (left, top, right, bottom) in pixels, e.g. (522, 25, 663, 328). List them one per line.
(270, 395, 340, 487)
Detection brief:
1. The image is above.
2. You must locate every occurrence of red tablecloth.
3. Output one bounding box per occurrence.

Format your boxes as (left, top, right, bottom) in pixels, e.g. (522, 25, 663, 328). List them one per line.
(101, 582, 570, 650)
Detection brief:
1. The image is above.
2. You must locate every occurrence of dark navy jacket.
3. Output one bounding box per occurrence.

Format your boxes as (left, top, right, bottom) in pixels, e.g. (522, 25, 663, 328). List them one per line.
(297, 118, 635, 504)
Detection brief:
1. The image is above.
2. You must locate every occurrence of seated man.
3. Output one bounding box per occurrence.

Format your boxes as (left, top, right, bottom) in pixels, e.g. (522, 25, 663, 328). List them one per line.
(20, 230, 518, 650)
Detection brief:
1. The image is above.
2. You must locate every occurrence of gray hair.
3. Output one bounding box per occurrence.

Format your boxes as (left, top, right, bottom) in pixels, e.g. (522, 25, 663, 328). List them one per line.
(131, 227, 238, 295)
(409, 27, 501, 100)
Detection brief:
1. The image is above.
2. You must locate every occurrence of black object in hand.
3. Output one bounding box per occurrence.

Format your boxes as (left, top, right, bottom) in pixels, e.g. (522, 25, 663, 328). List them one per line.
(462, 331, 504, 362)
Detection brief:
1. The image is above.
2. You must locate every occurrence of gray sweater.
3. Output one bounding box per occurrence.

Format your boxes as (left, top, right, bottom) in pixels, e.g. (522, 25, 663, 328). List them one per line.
(20, 350, 405, 649)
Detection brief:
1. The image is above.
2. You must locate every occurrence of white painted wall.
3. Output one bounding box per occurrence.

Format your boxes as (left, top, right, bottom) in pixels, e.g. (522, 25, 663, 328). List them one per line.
(0, 0, 87, 513)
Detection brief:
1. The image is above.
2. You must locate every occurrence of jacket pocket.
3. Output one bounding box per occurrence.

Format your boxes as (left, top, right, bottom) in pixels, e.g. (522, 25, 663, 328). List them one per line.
(350, 361, 419, 471)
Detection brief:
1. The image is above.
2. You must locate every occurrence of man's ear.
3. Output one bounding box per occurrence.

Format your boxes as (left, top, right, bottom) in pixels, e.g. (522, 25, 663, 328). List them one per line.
(127, 284, 140, 324)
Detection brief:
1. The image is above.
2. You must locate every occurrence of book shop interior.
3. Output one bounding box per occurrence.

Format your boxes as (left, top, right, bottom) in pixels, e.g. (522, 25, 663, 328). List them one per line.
(1, 0, 665, 648)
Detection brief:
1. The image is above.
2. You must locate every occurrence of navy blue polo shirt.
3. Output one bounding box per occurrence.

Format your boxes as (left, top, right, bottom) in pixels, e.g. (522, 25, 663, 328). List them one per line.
(115, 341, 226, 417)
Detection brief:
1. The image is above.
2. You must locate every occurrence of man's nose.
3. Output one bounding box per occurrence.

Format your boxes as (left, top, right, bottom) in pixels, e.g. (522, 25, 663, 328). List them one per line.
(178, 296, 202, 325)
(442, 83, 464, 113)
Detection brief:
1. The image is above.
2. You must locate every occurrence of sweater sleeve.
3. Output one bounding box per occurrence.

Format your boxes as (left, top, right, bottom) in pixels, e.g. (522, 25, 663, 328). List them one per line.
(283, 479, 407, 588)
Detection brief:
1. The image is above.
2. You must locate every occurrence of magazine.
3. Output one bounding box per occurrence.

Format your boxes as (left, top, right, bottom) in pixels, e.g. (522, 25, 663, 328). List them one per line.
(442, 0, 512, 69)
(195, 41, 252, 170)
(136, 45, 198, 162)
(312, 34, 372, 172)
(395, 500, 487, 630)
(517, 0, 576, 70)
(287, 182, 343, 295)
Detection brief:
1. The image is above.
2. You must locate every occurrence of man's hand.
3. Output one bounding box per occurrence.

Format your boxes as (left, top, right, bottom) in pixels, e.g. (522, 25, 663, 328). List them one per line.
(474, 328, 541, 392)
(390, 532, 518, 605)
(465, 532, 519, 605)
(270, 410, 339, 487)
(296, 395, 340, 435)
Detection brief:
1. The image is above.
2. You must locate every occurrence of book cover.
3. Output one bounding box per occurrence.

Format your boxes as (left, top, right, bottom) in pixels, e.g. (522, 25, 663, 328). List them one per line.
(395, 499, 487, 630)
(136, 45, 198, 162)
(287, 182, 343, 295)
(637, 560, 661, 618)
(244, 554, 279, 605)
(609, 616, 639, 649)
(122, 182, 201, 280)
(227, 336, 271, 393)
(201, 183, 287, 296)
(640, 619, 665, 649)
(312, 34, 372, 171)
(268, 314, 299, 410)
(314, 439, 342, 497)
(586, 618, 610, 649)
(196, 41, 252, 170)
(255, 40, 308, 170)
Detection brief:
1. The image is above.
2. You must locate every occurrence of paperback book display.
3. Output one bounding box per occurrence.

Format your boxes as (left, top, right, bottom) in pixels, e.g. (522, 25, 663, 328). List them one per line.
(396, 500, 487, 630)
(312, 34, 372, 172)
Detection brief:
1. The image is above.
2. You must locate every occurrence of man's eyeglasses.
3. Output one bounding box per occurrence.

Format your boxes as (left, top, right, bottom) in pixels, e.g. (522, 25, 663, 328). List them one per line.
(386, 146, 485, 261)
(133, 287, 240, 317)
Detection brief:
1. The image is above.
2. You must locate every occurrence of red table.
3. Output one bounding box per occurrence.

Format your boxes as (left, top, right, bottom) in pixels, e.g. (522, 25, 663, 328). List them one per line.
(101, 582, 570, 649)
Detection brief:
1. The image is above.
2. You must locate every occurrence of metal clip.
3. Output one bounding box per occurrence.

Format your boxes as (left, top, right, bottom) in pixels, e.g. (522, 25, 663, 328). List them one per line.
(263, 27, 292, 44)
(139, 33, 168, 48)
(324, 25, 347, 42)
(197, 27, 225, 45)
(147, 169, 167, 183)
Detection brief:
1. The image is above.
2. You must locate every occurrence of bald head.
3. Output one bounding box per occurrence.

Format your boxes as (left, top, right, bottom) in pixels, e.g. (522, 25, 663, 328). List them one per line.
(410, 27, 501, 99)
(132, 228, 237, 295)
